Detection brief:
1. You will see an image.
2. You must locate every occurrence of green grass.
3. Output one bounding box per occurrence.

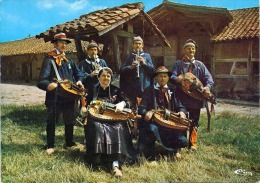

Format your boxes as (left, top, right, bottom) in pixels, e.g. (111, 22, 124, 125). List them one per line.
(1, 104, 260, 182)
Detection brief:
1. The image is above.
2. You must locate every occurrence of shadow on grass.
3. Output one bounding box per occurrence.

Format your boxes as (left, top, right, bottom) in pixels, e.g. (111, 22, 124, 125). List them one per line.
(1, 142, 45, 155)
(1, 105, 47, 127)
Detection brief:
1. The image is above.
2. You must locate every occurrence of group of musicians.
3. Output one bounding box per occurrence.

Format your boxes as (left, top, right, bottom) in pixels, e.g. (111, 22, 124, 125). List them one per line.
(38, 33, 214, 177)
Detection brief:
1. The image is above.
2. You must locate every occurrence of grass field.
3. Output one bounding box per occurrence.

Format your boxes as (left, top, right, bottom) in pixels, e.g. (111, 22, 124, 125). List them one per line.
(1, 104, 260, 183)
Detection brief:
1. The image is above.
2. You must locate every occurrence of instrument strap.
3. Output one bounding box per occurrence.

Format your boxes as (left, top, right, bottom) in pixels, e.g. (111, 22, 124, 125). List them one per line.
(50, 59, 62, 81)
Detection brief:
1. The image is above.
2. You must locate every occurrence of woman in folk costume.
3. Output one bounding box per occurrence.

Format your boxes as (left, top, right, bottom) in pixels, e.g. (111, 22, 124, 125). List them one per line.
(171, 39, 214, 151)
(37, 33, 84, 155)
(137, 66, 189, 161)
(83, 67, 137, 177)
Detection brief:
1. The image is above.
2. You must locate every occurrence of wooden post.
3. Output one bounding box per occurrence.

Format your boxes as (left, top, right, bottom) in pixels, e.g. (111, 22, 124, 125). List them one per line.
(247, 40, 253, 87)
(123, 23, 133, 63)
(112, 33, 121, 73)
(211, 43, 215, 79)
(74, 37, 85, 62)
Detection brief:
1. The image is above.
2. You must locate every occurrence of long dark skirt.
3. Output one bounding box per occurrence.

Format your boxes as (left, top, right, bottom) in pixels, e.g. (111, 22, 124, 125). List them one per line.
(84, 118, 137, 167)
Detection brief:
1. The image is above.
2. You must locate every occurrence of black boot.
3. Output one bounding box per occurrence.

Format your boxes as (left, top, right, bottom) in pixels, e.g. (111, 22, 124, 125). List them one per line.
(65, 125, 76, 147)
(46, 124, 55, 148)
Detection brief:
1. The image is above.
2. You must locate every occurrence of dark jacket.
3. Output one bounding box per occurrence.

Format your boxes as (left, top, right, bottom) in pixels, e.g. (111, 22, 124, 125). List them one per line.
(171, 60, 214, 109)
(78, 56, 108, 89)
(119, 51, 155, 99)
(37, 55, 84, 105)
(138, 85, 187, 117)
(78, 57, 108, 104)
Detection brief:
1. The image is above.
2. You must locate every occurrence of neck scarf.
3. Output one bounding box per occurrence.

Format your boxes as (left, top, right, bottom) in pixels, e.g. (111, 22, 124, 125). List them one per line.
(182, 55, 195, 73)
(48, 51, 68, 66)
(159, 87, 170, 105)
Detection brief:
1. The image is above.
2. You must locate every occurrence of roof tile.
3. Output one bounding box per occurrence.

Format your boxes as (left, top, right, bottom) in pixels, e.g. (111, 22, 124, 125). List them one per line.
(211, 7, 259, 42)
(36, 3, 144, 42)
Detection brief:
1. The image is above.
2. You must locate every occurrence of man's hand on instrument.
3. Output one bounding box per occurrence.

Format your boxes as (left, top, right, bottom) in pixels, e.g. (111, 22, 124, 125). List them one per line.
(144, 110, 154, 122)
(202, 86, 210, 98)
(176, 74, 184, 83)
(138, 56, 146, 65)
(80, 106, 88, 117)
(115, 101, 126, 113)
(47, 82, 58, 91)
(178, 111, 186, 122)
(91, 70, 99, 77)
(76, 81, 84, 89)
(130, 60, 138, 69)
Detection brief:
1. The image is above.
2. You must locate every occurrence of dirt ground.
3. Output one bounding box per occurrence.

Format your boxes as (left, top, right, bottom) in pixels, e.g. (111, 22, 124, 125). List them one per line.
(1, 83, 259, 117)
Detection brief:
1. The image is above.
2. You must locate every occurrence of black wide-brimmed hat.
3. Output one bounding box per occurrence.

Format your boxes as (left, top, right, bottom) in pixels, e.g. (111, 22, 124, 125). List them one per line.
(153, 66, 172, 77)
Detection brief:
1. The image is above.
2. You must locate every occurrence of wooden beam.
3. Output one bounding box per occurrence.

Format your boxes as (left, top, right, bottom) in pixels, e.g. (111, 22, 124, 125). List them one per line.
(74, 37, 85, 62)
(215, 74, 248, 79)
(214, 58, 258, 62)
(247, 40, 253, 87)
(98, 14, 139, 36)
(112, 33, 121, 73)
(122, 23, 134, 63)
(212, 44, 216, 79)
(115, 30, 136, 38)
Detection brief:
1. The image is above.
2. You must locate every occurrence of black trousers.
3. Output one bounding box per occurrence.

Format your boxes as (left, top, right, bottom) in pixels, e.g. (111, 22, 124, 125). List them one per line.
(46, 102, 75, 148)
(186, 108, 201, 127)
(186, 108, 201, 147)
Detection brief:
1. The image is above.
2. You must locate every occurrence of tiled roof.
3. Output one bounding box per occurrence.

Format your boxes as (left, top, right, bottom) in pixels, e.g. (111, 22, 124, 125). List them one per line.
(1, 2, 170, 56)
(211, 7, 259, 42)
(36, 2, 170, 47)
(0, 37, 82, 56)
(36, 2, 144, 42)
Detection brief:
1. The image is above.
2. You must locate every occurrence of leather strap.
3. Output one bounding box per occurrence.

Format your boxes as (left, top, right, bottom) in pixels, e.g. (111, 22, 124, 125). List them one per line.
(50, 59, 62, 81)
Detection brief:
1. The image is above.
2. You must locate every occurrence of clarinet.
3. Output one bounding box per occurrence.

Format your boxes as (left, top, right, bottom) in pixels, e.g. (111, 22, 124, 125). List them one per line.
(92, 54, 98, 71)
(136, 49, 140, 78)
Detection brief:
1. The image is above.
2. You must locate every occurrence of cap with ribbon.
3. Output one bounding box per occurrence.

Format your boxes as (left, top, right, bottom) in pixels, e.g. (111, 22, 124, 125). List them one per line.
(183, 39, 198, 49)
(154, 66, 172, 77)
(51, 32, 71, 44)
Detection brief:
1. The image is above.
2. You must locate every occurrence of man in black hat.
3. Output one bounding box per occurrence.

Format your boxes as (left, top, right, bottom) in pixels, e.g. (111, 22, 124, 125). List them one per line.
(171, 39, 214, 151)
(78, 40, 108, 105)
(37, 32, 84, 155)
(137, 66, 189, 161)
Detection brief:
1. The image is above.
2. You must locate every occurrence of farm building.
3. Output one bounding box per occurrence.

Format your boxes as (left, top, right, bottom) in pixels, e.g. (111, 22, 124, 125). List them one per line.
(147, 1, 259, 101)
(0, 2, 169, 82)
(0, 1, 259, 101)
(35, 2, 170, 73)
(0, 37, 80, 82)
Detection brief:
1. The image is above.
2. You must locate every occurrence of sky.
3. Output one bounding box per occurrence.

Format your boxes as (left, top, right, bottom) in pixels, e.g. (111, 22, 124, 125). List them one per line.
(0, 0, 259, 43)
